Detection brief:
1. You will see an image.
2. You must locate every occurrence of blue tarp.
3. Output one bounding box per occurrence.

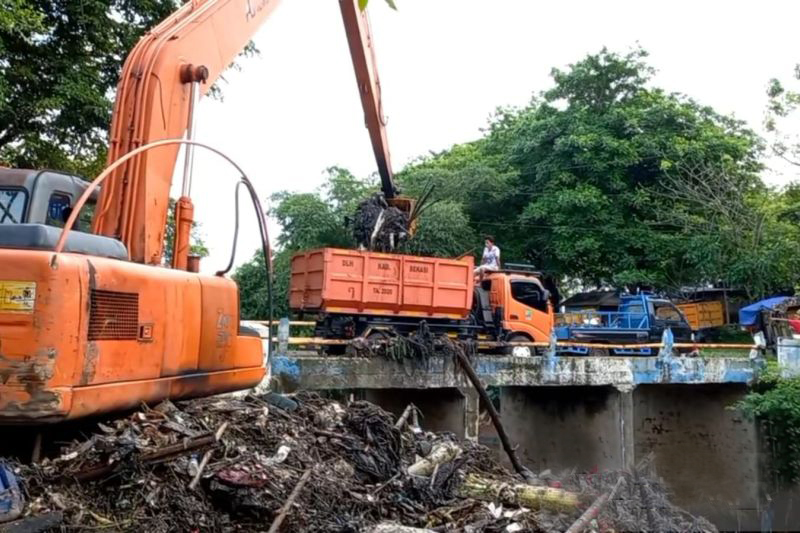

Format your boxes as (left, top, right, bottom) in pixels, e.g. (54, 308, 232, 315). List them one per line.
(739, 296, 790, 326)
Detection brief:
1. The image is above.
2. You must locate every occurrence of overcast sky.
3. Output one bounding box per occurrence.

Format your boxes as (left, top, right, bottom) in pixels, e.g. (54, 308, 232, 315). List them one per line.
(180, 0, 800, 274)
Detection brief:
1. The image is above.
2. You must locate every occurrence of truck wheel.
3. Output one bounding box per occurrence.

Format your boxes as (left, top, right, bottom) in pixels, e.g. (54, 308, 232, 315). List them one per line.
(589, 347, 610, 357)
(506, 334, 532, 358)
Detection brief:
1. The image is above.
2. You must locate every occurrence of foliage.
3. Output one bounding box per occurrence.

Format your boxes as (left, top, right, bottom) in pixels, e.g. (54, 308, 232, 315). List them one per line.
(360, 0, 397, 10)
(737, 370, 800, 485)
(0, 1, 254, 177)
(237, 46, 800, 318)
(0, 1, 180, 176)
(765, 64, 800, 168)
(655, 161, 800, 299)
(399, 47, 785, 295)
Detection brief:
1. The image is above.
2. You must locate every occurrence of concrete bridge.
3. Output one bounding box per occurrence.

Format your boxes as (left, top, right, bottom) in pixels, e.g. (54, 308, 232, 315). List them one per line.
(268, 345, 793, 531)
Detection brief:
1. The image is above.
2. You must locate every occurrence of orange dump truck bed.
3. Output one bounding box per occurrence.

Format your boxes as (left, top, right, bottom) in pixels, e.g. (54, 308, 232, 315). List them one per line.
(676, 300, 726, 330)
(290, 248, 474, 318)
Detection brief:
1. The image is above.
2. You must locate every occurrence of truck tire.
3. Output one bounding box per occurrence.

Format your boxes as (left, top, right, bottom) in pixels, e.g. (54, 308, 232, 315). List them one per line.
(506, 334, 532, 357)
(589, 347, 610, 357)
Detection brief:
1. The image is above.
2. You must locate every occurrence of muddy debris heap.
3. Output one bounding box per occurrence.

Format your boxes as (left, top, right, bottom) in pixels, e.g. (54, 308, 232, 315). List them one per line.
(2, 392, 716, 532)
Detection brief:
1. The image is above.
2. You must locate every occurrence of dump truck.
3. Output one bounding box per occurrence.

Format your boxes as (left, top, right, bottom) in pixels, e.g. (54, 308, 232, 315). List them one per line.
(289, 248, 554, 356)
(555, 293, 694, 355)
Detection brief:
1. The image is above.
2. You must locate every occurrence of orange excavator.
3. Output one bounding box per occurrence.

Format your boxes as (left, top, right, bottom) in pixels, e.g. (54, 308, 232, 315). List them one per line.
(0, 0, 402, 423)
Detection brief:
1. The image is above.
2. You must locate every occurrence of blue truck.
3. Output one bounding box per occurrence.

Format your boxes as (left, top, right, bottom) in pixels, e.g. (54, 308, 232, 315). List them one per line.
(554, 293, 693, 356)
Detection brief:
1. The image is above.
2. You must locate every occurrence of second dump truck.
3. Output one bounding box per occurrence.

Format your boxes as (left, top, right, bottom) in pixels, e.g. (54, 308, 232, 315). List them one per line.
(289, 248, 554, 356)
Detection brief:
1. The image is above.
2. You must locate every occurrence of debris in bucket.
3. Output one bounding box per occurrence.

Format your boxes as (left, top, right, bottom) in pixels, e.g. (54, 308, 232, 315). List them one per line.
(5, 393, 716, 532)
(350, 192, 411, 252)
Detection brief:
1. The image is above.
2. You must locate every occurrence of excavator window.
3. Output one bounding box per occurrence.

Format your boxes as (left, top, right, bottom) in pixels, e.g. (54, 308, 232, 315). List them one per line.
(0, 187, 27, 224)
(46, 192, 71, 227)
(510, 280, 549, 313)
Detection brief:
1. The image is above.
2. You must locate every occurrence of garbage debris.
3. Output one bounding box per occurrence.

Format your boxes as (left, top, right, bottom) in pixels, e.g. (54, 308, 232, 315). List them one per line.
(4, 393, 716, 532)
(350, 192, 411, 252)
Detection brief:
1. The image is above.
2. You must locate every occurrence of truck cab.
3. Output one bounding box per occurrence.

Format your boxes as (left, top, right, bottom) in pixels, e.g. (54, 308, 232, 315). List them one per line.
(474, 267, 554, 356)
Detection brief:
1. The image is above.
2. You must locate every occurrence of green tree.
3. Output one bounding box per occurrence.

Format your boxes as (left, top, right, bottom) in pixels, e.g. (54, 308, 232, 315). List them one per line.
(495, 48, 761, 289)
(656, 161, 800, 299)
(738, 371, 800, 485)
(0, 1, 255, 177)
(765, 64, 800, 168)
(400, 47, 767, 292)
(0, 1, 180, 177)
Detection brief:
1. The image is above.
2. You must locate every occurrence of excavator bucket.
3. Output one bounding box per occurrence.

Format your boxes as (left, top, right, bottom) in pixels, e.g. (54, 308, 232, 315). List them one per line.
(387, 196, 417, 235)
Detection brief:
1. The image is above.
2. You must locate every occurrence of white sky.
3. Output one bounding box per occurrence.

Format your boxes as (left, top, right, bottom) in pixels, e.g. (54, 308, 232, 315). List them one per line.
(181, 0, 800, 274)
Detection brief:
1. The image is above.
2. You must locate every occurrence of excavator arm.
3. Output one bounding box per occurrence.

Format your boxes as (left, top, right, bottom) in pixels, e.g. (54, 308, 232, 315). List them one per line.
(339, 0, 415, 241)
(93, 0, 403, 267)
(339, 0, 396, 199)
(93, 0, 281, 266)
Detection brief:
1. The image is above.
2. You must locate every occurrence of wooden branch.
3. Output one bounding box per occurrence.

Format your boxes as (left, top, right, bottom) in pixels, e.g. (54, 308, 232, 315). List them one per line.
(0, 512, 64, 533)
(454, 351, 534, 482)
(267, 468, 312, 533)
(370, 524, 434, 533)
(394, 403, 417, 430)
(189, 422, 229, 490)
(565, 477, 624, 533)
(76, 433, 218, 481)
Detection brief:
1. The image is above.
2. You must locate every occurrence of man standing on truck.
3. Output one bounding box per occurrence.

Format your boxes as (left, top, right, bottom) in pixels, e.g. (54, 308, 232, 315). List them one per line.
(474, 236, 501, 280)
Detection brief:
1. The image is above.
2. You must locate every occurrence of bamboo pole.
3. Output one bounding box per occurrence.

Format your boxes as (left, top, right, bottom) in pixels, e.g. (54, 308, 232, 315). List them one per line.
(459, 474, 579, 512)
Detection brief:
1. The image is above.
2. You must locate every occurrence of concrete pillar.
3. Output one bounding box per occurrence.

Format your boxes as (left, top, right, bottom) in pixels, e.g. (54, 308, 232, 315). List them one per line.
(633, 383, 759, 531)
(459, 387, 480, 442)
(499, 385, 626, 473)
(617, 386, 635, 472)
(364, 388, 469, 438)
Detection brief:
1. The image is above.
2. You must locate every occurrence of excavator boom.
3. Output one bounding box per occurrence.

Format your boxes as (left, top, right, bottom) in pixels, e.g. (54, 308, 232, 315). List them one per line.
(93, 0, 281, 265)
(339, 0, 397, 200)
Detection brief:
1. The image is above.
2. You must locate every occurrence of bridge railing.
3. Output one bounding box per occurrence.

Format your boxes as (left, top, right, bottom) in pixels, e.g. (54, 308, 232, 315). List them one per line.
(245, 319, 755, 354)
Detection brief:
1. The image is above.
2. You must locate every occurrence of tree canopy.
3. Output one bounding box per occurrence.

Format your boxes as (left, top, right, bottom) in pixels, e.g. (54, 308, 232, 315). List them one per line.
(236, 47, 800, 319)
(0, 0, 180, 177)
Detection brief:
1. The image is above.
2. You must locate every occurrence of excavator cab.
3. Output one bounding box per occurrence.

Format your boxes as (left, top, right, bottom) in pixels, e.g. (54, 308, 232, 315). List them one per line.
(0, 169, 96, 229)
(0, 169, 128, 261)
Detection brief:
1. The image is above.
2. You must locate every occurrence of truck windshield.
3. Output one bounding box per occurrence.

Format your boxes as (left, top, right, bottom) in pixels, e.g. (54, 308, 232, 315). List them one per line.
(0, 187, 27, 224)
(511, 281, 548, 312)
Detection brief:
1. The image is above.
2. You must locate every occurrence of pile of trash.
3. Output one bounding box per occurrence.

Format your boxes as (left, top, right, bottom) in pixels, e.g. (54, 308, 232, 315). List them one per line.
(3, 392, 716, 532)
(350, 193, 411, 252)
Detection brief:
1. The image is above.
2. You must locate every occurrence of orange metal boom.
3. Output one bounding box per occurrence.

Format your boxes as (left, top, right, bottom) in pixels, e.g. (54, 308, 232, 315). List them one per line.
(93, 0, 281, 266)
(339, 0, 397, 199)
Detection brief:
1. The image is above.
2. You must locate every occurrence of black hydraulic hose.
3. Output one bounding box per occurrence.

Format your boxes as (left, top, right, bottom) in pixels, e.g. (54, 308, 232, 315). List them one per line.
(216, 178, 273, 356)
(217, 180, 244, 277)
